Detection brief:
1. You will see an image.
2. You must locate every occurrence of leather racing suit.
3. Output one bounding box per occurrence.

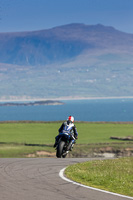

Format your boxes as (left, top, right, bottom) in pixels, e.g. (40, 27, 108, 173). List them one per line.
(54, 120, 78, 150)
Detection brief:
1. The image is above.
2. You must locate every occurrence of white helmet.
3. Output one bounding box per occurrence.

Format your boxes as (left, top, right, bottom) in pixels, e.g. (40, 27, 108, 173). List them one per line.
(67, 116, 74, 123)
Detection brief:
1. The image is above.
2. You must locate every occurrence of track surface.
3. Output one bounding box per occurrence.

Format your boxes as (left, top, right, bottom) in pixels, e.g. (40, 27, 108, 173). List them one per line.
(0, 158, 131, 200)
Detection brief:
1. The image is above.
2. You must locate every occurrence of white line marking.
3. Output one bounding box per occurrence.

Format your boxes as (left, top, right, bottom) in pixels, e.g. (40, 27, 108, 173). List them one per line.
(59, 167, 133, 200)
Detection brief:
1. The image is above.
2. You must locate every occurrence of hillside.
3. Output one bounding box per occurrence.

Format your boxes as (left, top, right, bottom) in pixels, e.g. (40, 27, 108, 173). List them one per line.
(0, 23, 133, 66)
(0, 23, 133, 99)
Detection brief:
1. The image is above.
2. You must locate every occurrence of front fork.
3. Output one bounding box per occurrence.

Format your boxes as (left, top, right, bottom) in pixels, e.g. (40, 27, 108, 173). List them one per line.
(67, 139, 75, 151)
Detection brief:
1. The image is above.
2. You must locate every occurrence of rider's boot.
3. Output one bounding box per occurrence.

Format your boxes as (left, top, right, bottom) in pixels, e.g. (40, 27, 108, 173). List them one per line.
(53, 142, 57, 148)
(53, 137, 58, 148)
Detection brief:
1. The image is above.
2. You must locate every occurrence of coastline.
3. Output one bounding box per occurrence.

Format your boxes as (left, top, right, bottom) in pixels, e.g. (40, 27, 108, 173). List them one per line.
(54, 96, 133, 101)
(0, 100, 64, 106)
(1, 96, 133, 102)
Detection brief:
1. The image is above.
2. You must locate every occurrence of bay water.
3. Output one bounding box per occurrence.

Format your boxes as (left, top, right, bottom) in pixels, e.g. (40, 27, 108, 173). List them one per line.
(0, 98, 133, 122)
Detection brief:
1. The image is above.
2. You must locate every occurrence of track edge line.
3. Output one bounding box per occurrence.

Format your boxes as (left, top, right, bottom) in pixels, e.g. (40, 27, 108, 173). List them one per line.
(59, 167, 133, 200)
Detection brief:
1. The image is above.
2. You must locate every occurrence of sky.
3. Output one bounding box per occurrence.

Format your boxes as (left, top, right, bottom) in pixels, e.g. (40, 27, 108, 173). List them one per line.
(0, 0, 133, 34)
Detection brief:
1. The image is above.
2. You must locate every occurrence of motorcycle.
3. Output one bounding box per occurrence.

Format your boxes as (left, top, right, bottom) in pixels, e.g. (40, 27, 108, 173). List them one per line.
(56, 132, 75, 158)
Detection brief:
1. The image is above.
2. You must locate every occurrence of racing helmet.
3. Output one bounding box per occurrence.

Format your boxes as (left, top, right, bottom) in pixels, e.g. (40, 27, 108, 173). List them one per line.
(67, 116, 74, 123)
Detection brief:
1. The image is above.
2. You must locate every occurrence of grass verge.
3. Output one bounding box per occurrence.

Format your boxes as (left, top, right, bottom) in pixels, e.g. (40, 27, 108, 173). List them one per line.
(65, 157, 133, 197)
(0, 121, 133, 157)
(0, 143, 55, 158)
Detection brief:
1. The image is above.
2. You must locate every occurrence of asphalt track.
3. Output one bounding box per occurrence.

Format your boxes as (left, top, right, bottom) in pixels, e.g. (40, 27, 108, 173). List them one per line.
(0, 158, 132, 200)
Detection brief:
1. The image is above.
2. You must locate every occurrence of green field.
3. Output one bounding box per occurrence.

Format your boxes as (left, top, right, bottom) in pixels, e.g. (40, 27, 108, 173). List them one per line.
(0, 122, 132, 197)
(0, 122, 133, 157)
(65, 157, 133, 197)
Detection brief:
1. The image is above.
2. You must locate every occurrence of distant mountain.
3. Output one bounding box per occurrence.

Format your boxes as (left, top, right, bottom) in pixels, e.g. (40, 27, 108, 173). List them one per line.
(0, 23, 133, 100)
(0, 23, 133, 66)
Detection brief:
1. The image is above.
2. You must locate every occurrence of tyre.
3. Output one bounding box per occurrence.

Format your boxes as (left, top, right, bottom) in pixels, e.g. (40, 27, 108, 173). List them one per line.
(56, 141, 65, 158)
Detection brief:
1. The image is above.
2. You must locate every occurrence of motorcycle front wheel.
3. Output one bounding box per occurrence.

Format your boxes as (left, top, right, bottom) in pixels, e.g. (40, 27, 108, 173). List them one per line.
(56, 141, 65, 158)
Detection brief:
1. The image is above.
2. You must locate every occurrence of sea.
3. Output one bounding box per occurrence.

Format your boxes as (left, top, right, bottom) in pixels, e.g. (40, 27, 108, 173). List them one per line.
(0, 98, 133, 122)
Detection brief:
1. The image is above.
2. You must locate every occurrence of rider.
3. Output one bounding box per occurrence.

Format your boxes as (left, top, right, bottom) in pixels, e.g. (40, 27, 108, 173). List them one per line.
(53, 116, 78, 150)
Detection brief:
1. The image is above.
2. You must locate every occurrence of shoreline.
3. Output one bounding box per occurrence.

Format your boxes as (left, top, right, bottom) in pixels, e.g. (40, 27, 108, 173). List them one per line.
(0, 100, 64, 106)
(1, 96, 133, 102)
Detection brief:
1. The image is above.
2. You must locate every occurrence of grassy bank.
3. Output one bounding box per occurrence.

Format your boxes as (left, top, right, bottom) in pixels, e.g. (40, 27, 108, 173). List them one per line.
(0, 121, 133, 157)
(65, 157, 133, 197)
